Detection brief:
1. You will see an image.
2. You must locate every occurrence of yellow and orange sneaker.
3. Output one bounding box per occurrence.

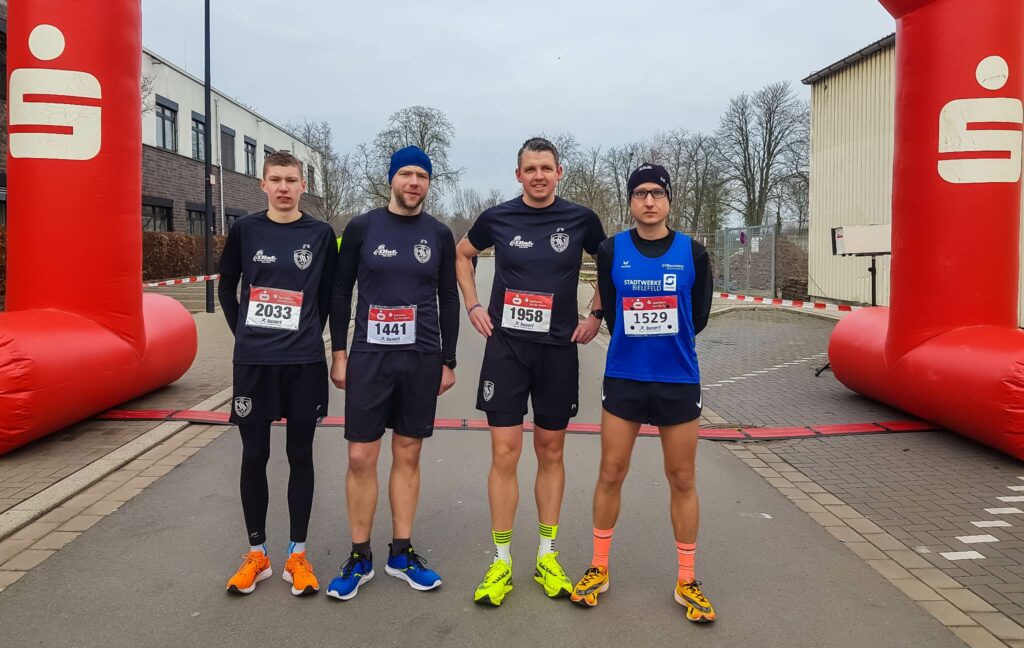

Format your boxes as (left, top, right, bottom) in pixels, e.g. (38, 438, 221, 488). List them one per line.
(675, 579, 716, 623)
(283, 551, 319, 596)
(570, 565, 609, 607)
(226, 550, 272, 595)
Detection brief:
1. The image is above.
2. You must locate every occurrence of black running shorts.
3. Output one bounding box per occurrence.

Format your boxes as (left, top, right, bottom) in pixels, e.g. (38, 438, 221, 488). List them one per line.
(477, 328, 579, 425)
(601, 377, 702, 426)
(344, 351, 442, 442)
(231, 362, 329, 424)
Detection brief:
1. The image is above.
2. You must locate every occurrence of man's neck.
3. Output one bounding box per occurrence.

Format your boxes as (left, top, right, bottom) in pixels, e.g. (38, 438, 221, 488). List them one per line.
(635, 222, 670, 241)
(522, 194, 556, 209)
(267, 207, 301, 223)
(388, 199, 422, 217)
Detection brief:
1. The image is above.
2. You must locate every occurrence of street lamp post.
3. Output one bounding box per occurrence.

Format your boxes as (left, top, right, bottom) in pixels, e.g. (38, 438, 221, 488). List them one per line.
(203, 0, 215, 313)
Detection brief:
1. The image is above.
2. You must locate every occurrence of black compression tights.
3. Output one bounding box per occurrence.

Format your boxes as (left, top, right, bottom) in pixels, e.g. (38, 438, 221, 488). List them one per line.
(238, 420, 316, 547)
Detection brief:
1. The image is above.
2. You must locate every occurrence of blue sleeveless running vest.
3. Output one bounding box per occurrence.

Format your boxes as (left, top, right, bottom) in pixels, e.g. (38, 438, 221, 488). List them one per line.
(605, 231, 700, 384)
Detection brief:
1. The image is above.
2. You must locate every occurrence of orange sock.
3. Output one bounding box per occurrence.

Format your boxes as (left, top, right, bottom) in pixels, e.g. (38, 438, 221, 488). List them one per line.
(592, 528, 614, 568)
(677, 541, 696, 583)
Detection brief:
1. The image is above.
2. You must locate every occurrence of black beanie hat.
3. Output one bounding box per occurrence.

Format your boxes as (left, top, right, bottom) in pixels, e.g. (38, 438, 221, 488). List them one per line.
(627, 163, 672, 202)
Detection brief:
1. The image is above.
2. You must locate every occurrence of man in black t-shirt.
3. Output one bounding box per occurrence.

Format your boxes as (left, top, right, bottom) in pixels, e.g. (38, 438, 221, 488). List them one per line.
(456, 137, 606, 605)
(325, 146, 459, 600)
(219, 151, 337, 598)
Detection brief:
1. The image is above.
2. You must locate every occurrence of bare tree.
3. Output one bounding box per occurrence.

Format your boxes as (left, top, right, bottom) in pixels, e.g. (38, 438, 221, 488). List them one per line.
(356, 106, 464, 207)
(650, 129, 693, 232)
(560, 145, 613, 224)
(141, 73, 156, 115)
(287, 119, 361, 232)
(717, 82, 806, 226)
(602, 141, 654, 232)
(686, 133, 727, 233)
(446, 186, 504, 240)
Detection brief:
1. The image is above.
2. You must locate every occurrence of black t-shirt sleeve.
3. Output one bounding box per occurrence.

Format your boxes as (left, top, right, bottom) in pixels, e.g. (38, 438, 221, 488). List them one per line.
(466, 209, 494, 251)
(217, 222, 243, 335)
(437, 222, 460, 364)
(691, 240, 713, 335)
(329, 215, 368, 351)
(583, 211, 607, 256)
(317, 227, 339, 332)
(596, 237, 617, 336)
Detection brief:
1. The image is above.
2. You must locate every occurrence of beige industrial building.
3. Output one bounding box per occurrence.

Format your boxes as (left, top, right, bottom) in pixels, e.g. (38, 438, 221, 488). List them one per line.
(803, 34, 1024, 326)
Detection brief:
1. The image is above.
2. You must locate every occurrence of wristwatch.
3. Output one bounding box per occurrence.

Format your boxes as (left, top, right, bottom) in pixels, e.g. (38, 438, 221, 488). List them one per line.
(589, 309, 604, 320)
(443, 358, 457, 370)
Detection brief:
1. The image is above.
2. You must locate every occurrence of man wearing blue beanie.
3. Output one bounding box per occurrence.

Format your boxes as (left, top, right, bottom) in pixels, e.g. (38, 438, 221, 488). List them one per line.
(326, 145, 459, 600)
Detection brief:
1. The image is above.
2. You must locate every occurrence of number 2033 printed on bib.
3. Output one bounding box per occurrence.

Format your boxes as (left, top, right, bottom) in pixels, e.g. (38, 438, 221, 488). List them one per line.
(246, 287, 303, 331)
(368, 305, 417, 345)
(501, 289, 554, 333)
(623, 296, 679, 336)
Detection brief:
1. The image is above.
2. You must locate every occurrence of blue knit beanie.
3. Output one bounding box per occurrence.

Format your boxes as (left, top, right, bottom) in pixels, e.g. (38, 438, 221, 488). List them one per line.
(388, 146, 433, 183)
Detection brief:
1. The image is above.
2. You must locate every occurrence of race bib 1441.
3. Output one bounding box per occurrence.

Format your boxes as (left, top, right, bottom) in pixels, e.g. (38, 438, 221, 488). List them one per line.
(368, 305, 417, 345)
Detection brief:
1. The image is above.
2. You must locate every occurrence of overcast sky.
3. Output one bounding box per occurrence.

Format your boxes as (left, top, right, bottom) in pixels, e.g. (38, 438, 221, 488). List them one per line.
(142, 0, 895, 199)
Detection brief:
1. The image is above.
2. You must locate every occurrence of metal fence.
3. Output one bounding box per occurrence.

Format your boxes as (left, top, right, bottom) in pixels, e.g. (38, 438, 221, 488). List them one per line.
(690, 224, 809, 300)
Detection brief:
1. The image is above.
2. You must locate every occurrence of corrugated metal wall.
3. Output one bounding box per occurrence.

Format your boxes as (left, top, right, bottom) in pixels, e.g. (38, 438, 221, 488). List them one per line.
(808, 45, 1024, 326)
(807, 46, 896, 306)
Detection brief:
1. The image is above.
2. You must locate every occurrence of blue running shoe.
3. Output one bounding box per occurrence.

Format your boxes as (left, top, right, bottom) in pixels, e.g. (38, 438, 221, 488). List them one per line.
(384, 544, 442, 591)
(325, 551, 374, 601)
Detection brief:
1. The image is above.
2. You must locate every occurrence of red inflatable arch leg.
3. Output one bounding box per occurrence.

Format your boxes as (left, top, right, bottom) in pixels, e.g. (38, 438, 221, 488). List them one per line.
(0, 0, 197, 454)
(830, 0, 1024, 457)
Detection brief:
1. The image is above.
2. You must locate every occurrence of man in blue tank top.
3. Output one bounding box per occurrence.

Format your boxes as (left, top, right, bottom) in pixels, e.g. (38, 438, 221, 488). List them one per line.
(569, 164, 716, 623)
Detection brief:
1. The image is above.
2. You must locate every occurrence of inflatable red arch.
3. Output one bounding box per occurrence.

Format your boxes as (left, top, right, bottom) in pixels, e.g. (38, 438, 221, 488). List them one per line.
(0, 0, 196, 454)
(830, 0, 1024, 458)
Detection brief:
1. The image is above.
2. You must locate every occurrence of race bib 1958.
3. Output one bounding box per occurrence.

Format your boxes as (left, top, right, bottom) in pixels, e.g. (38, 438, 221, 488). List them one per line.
(501, 289, 553, 333)
(623, 295, 679, 336)
(245, 287, 303, 331)
(368, 305, 417, 345)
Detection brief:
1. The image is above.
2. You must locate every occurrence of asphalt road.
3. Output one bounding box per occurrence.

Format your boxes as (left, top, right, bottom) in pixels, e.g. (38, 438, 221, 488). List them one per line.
(0, 258, 964, 647)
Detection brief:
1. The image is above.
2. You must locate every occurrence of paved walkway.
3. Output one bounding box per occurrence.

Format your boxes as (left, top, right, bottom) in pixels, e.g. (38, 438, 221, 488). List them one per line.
(4, 259, 1024, 646)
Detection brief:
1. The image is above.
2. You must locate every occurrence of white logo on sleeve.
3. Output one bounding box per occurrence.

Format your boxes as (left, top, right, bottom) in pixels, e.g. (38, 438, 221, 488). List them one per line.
(373, 244, 398, 257)
(9, 25, 102, 160)
(234, 396, 252, 417)
(414, 240, 432, 263)
(293, 244, 313, 269)
(253, 250, 277, 264)
(938, 56, 1023, 184)
(550, 228, 569, 253)
(509, 235, 534, 249)
(483, 380, 495, 402)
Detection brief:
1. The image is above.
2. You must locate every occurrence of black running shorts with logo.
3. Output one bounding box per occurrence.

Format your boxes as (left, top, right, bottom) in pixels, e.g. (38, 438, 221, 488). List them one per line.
(477, 327, 579, 424)
(230, 362, 329, 425)
(601, 377, 702, 426)
(344, 351, 442, 442)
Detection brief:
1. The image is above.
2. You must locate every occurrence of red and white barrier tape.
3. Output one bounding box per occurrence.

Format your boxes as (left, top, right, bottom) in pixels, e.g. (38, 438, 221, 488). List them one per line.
(718, 293, 860, 313)
(144, 274, 220, 288)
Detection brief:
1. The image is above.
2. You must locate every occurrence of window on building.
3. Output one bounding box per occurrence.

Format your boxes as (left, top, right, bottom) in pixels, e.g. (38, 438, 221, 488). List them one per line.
(187, 209, 206, 236)
(244, 139, 257, 176)
(142, 204, 172, 232)
(221, 126, 236, 172)
(225, 209, 246, 231)
(191, 115, 206, 161)
(155, 96, 178, 152)
(264, 145, 275, 160)
(308, 164, 316, 194)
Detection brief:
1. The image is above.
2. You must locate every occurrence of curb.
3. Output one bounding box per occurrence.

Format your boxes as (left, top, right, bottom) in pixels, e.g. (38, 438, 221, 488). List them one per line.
(0, 387, 233, 541)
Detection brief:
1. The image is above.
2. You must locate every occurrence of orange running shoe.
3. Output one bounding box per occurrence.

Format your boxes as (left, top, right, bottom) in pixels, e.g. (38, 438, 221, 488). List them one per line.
(283, 551, 319, 596)
(570, 566, 609, 607)
(226, 550, 272, 594)
(675, 579, 716, 623)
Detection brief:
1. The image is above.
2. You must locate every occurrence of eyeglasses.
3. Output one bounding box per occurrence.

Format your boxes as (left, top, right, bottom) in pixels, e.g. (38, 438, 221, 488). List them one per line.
(630, 189, 667, 200)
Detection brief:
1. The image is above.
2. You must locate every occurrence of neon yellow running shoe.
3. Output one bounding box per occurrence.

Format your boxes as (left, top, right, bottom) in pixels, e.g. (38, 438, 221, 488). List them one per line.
(570, 565, 609, 607)
(534, 552, 572, 598)
(473, 559, 513, 606)
(675, 579, 716, 623)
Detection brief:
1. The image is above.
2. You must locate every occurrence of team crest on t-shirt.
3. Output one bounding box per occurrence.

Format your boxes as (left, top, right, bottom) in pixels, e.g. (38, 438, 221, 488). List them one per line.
(293, 244, 313, 270)
(414, 240, 432, 264)
(550, 228, 569, 253)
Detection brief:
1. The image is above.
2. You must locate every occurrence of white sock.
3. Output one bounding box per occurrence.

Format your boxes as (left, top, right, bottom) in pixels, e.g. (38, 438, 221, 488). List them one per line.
(538, 522, 558, 558)
(288, 541, 305, 555)
(494, 543, 512, 564)
(250, 544, 267, 555)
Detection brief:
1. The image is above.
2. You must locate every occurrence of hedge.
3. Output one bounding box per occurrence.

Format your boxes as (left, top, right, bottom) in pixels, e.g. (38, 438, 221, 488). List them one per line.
(0, 229, 225, 311)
